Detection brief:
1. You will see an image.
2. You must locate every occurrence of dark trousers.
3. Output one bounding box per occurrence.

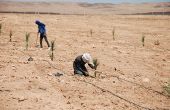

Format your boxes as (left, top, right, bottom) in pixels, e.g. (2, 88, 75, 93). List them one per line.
(40, 33, 50, 48)
(73, 61, 88, 76)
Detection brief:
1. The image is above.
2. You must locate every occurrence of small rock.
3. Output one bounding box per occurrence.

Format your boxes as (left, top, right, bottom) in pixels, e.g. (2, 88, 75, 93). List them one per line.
(114, 67, 117, 71)
(100, 74, 105, 79)
(12, 66, 16, 70)
(142, 78, 150, 83)
(39, 87, 47, 91)
(18, 97, 27, 102)
(81, 103, 84, 105)
(53, 72, 64, 77)
(23, 61, 29, 64)
(67, 101, 71, 104)
(11, 75, 15, 78)
(60, 80, 65, 83)
(35, 98, 38, 102)
(47, 73, 53, 76)
(13, 96, 27, 102)
(162, 59, 166, 61)
(102, 89, 106, 92)
(28, 57, 33, 61)
(154, 40, 160, 45)
(12, 43, 15, 46)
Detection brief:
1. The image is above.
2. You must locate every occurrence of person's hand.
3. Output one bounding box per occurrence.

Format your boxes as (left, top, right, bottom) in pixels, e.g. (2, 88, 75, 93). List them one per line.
(92, 64, 96, 70)
(84, 72, 89, 76)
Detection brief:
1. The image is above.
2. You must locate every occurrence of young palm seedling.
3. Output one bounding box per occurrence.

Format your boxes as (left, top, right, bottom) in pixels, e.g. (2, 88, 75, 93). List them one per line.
(90, 29, 93, 37)
(0, 23, 2, 35)
(25, 33, 30, 50)
(50, 40, 55, 61)
(112, 28, 115, 40)
(154, 40, 160, 46)
(93, 58, 99, 77)
(142, 34, 145, 47)
(163, 81, 170, 96)
(9, 30, 13, 42)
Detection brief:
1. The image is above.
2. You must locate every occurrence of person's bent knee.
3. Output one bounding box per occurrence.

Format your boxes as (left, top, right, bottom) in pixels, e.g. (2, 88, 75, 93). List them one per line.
(74, 70, 84, 75)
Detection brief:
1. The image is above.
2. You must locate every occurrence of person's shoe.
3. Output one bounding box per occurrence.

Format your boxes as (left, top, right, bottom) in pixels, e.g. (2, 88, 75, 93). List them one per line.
(35, 45, 39, 48)
(48, 47, 51, 50)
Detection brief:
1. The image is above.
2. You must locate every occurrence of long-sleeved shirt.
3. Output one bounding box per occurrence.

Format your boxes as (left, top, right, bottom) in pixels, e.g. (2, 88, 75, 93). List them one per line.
(73, 55, 95, 74)
(37, 22, 46, 34)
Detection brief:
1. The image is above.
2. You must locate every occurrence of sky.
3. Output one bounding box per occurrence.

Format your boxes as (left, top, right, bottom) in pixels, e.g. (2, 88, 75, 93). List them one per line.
(1, 0, 170, 3)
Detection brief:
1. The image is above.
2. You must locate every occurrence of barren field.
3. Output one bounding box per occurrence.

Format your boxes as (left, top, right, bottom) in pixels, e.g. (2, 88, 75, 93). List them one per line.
(0, 13, 170, 110)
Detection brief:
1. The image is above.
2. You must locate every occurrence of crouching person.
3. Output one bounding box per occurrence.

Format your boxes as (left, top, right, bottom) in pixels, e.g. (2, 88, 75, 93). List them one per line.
(73, 53, 95, 76)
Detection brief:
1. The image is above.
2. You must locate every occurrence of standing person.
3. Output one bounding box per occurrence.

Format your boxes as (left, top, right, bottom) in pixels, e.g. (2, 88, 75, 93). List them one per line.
(73, 53, 96, 76)
(35, 20, 50, 49)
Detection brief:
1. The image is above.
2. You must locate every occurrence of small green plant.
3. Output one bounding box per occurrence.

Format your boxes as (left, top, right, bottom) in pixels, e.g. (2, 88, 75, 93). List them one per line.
(142, 34, 145, 47)
(93, 58, 99, 69)
(50, 40, 55, 61)
(9, 30, 13, 42)
(112, 28, 115, 40)
(154, 40, 160, 46)
(163, 81, 170, 96)
(90, 29, 93, 37)
(93, 58, 99, 77)
(25, 33, 30, 50)
(0, 23, 2, 35)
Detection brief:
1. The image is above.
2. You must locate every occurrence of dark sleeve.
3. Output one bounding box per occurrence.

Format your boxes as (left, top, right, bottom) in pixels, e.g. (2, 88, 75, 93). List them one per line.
(88, 64, 95, 69)
(74, 55, 89, 74)
(78, 67, 87, 74)
(40, 23, 45, 27)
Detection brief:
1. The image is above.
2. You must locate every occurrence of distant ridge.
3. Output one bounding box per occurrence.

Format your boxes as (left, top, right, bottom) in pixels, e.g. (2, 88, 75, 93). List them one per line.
(0, 1, 170, 15)
(0, 11, 170, 15)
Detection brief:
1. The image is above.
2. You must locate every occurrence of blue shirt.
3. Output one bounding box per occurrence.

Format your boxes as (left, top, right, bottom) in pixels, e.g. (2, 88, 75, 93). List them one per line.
(37, 22, 46, 34)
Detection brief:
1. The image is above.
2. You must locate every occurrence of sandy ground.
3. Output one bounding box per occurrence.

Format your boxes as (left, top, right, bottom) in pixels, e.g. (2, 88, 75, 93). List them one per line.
(0, 13, 170, 110)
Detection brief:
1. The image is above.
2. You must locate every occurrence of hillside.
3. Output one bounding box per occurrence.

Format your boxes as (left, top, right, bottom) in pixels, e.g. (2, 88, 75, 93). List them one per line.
(0, 1, 170, 15)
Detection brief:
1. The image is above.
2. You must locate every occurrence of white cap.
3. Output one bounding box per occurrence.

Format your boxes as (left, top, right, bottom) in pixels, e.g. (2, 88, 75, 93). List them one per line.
(82, 53, 93, 65)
